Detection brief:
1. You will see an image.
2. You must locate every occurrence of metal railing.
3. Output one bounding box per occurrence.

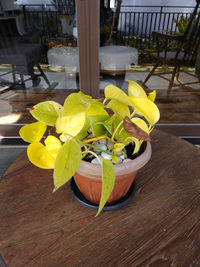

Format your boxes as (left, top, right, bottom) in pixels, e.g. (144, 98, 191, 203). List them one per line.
(117, 5, 196, 46)
(18, 4, 196, 47)
(19, 2, 75, 42)
(21, 5, 59, 41)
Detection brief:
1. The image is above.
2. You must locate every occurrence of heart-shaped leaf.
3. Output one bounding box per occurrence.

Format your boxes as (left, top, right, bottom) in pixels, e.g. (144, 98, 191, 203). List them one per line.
(63, 93, 90, 116)
(27, 142, 56, 169)
(44, 135, 62, 159)
(19, 121, 46, 143)
(30, 101, 62, 126)
(55, 112, 86, 136)
(27, 135, 61, 169)
(53, 139, 82, 191)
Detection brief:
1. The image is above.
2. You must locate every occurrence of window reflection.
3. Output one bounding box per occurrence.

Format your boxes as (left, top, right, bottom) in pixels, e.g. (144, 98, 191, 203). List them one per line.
(0, 0, 78, 91)
(100, 0, 139, 90)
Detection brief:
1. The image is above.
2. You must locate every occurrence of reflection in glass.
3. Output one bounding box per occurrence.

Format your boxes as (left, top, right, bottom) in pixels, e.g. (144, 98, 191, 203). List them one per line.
(0, 0, 78, 91)
(100, 0, 139, 89)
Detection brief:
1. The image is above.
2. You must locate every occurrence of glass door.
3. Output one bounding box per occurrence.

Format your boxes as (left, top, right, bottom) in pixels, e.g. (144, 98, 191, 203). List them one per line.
(0, 0, 79, 143)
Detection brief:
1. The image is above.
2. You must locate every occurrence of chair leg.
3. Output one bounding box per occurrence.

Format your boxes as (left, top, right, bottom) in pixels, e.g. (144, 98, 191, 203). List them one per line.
(143, 64, 158, 85)
(175, 66, 180, 81)
(32, 75, 41, 87)
(11, 65, 17, 84)
(19, 74, 26, 89)
(167, 66, 177, 98)
(36, 63, 51, 86)
(76, 75, 79, 90)
(175, 65, 182, 85)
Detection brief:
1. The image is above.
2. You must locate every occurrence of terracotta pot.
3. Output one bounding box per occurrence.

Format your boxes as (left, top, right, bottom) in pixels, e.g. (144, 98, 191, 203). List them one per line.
(73, 142, 152, 205)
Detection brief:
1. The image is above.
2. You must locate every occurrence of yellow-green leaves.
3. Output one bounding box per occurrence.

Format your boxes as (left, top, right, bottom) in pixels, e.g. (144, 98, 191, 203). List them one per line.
(106, 99, 130, 118)
(18, 82, 160, 216)
(105, 83, 160, 126)
(127, 82, 159, 125)
(63, 91, 100, 116)
(128, 80, 147, 97)
(30, 101, 62, 126)
(55, 112, 86, 136)
(132, 138, 142, 154)
(53, 139, 82, 192)
(27, 135, 61, 169)
(27, 143, 54, 169)
(129, 97, 160, 125)
(19, 121, 46, 143)
(105, 84, 132, 106)
(131, 117, 149, 133)
(63, 93, 90, 116)
(103, 115, 119, 135)
(148, 90, 156, 102)
(114, 143, 125, 152)
(58, 98, 108, 139)
(44, 136, 62, 159)
(87, 103, 109, 136)
(86, 102, 108, 116)
(96, 159, 116, 216)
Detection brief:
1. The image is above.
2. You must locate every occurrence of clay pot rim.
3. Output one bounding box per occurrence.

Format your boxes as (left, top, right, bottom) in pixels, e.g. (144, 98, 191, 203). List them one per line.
(76, 141, 152, 179)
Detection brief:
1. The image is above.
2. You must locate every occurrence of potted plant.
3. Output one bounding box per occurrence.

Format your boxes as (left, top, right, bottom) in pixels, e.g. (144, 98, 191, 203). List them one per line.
(19, 81, 160, 215)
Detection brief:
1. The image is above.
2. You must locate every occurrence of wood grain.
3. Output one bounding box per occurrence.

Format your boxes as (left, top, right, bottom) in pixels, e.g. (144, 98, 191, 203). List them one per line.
(0, 85, 199, 127)
(0, 130, 200, 266)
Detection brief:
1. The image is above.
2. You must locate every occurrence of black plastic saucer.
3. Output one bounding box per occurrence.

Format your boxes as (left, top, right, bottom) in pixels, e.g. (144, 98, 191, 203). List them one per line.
(69, 178, 136, 211)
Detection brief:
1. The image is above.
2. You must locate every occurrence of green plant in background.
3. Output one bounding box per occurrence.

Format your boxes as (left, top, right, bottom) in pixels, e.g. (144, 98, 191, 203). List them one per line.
(174, 14, 193, 35)
(19, 81, 160, 215)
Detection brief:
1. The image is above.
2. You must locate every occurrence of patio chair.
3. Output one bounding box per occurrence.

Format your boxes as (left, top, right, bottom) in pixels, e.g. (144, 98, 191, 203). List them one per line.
(0, 17, 57, 90)
(142, 0, 200, 97)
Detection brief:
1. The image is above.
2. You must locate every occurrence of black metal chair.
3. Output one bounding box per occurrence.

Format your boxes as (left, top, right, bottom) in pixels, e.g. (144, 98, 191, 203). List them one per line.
(0, 17, 57, 90)
(142, 0, 200, 97)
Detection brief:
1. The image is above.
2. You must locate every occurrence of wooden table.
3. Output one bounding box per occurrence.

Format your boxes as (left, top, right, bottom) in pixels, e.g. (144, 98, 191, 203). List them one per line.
(1, 130, 200, 266)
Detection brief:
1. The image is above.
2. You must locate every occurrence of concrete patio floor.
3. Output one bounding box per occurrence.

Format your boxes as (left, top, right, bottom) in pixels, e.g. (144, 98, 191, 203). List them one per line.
(0, 68, 199, 91)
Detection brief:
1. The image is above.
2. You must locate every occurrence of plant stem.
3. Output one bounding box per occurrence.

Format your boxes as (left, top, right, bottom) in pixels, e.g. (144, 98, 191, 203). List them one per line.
(81, 139, 123, 158)
(87, 143, 123, 156)
(82, 150, 102, 164)
(130, 110, 136, 118)
(103, 98, 107, 105)
(111, 120, 123, 143)
(83, 135, 113, 144)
